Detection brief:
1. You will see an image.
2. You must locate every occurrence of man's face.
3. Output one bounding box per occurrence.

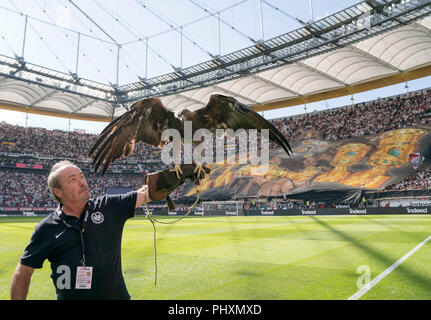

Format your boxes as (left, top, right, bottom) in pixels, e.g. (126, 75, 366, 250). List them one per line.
(54, 166, 90, 205)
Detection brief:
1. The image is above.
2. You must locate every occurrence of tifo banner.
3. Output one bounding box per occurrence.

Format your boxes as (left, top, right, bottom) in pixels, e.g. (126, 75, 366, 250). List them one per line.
(182, 126, 431, 201)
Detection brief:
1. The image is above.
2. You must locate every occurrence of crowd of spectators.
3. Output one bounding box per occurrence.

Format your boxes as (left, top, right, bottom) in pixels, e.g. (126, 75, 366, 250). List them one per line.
(1, 87, 431, 208)
(387, 91, 431, 130)
(0, 123, 161, 165)
(0, 170, 27, 207)
(269, 88, 431, 142)
(385, 163, 431, 191)
(0, 169, 185, 208)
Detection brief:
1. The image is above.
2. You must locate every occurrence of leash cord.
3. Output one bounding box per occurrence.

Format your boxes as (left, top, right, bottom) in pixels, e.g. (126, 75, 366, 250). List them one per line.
(144, 190, 200, 286)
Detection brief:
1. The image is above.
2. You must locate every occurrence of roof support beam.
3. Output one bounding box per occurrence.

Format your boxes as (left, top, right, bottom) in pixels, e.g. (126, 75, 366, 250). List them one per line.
(251, 74, 302, 97)
(212, 84, 258, 105)
(348, 45, 401, 72)
(297, 61, 348, 86)
(70, 99, 99, 114)
(29, 89, 57, 106)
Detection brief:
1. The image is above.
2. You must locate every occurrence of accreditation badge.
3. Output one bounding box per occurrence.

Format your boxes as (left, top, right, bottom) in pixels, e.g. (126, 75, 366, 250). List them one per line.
(75, 266, 93, 289)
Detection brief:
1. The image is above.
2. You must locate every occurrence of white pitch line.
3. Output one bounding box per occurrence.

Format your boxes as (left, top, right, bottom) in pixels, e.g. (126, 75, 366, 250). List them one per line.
(348, 234, 431, 300)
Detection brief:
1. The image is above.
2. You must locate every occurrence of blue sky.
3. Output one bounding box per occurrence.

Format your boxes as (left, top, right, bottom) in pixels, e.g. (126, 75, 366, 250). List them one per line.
(1, 0, 430, 134)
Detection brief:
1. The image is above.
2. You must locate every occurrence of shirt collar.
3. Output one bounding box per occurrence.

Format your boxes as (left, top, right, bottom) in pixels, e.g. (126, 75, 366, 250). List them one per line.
(54, 200, 95, 223)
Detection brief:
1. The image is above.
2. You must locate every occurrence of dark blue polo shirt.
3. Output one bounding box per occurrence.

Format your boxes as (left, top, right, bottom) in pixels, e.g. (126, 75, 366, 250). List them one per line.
(20, 191, 137, 300)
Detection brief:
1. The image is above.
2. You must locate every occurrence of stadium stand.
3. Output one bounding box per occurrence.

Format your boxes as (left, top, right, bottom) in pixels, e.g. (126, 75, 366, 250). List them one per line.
(1, 87, 431, 211)
(269, 87, 431, 142)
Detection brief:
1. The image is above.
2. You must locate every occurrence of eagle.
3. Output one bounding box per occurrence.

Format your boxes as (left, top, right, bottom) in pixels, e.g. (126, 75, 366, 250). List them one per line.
(89, 94, 293, 176)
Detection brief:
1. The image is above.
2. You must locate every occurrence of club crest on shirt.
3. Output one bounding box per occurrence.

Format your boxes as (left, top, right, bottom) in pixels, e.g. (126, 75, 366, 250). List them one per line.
(90, 212, 104, 224)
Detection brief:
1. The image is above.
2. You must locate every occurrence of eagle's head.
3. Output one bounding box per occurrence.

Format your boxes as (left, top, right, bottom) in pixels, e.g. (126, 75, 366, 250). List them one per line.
(178, 109, 192, 119)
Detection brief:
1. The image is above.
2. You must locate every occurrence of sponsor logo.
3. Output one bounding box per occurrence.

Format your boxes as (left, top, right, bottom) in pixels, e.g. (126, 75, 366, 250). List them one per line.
(90, 212, 104, 224)
(349, 209, 367, 215)
(226, 211, 237, 216)
(55, 229, 67, 239)
(406, 207, 428, 214)
(336, 204, 350, 209)
(301, 210, 316, 215)
(261, 210, 274, 215)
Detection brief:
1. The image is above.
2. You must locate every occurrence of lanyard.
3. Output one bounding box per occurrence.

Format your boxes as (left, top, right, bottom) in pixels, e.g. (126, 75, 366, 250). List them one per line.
(58, 207, 90, 267)
(79, 211, 89, 267)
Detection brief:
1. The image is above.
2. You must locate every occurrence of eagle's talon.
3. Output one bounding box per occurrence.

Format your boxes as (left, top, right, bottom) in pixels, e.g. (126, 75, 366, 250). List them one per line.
(194, 163, 206, 179)
(169, 164, 183, 179)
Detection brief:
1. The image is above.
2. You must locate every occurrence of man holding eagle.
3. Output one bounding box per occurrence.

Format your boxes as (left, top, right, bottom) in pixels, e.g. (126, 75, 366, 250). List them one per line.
(11, 94, 292, 300)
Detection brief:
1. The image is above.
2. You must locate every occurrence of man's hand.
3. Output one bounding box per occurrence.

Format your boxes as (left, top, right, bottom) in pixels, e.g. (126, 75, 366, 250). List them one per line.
(136, 163, 210, 209)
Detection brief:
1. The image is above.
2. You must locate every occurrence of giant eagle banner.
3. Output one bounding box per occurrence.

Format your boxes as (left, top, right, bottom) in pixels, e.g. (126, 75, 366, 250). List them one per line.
(181, 125, 431, 201)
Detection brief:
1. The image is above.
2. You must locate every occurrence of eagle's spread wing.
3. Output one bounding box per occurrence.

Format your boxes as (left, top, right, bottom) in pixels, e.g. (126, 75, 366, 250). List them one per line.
(89, 97, 182, 175)
(184, 94, 293, 155)
(89, 94, 292, 175)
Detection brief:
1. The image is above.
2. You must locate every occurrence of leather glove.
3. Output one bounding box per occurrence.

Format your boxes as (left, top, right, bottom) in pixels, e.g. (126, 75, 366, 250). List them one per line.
(144, 163, 210, 210)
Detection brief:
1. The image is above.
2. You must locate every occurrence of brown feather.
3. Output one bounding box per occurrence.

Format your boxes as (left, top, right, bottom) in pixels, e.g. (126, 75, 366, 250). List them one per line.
(89, 97, 182, 175)
(183, 94, 292, 155)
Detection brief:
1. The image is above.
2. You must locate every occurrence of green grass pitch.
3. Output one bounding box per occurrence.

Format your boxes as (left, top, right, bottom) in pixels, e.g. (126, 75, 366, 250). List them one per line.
(1, 214, 431, 300)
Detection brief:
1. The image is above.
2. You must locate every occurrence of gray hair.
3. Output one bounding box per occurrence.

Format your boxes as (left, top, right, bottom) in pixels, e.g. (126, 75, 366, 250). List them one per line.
(47, 160, 78, 203)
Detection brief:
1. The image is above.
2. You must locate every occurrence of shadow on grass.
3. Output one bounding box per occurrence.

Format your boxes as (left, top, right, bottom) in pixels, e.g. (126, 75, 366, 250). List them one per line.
(309, 215, 431, 297)
(362, 215, 428, 243)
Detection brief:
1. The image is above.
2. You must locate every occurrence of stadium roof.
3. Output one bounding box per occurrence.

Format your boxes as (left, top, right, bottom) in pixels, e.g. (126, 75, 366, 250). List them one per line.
(1, 0, 431, 122)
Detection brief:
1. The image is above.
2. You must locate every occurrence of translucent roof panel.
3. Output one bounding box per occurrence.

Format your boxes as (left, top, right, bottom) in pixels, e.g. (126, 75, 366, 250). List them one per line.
(1, 1, 431, 119)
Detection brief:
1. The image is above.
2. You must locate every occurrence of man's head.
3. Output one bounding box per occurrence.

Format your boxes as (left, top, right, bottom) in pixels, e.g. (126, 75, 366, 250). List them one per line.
(48, 161, 90, 205)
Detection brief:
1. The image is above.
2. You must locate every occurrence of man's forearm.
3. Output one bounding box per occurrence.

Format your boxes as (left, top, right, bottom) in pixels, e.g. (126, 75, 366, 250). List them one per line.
(10, 264, 33, 300)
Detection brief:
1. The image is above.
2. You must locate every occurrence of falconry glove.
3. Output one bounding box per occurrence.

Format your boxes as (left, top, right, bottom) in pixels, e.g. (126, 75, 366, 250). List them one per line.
(144, 163, 210, 210)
